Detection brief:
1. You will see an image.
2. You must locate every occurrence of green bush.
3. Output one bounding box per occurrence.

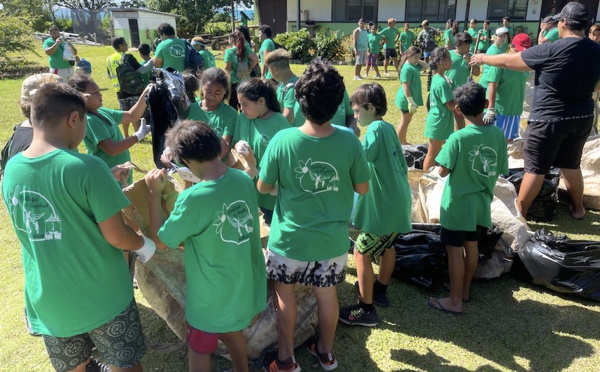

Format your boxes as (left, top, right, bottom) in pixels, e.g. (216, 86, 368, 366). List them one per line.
(0, 13, 39, 75)
(53, 17, 73, 33)
(273, 29, 314, 63)
(313, 29, 344, 62)
(214, 13, 231, 23)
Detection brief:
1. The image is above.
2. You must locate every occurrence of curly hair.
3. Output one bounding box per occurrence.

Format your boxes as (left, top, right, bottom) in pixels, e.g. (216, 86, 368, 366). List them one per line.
(295, 60, 345, 125)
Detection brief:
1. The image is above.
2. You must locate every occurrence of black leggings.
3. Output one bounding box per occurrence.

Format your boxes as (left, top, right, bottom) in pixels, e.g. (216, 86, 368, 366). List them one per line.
(229, 83, 239, 110)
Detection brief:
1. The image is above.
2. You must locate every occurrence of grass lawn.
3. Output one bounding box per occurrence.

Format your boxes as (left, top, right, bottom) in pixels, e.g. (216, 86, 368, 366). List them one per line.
(0, 42, 599, 371)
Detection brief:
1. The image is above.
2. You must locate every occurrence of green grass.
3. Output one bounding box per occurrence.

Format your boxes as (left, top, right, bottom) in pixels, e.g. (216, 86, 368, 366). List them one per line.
(1, 42, 599, 371)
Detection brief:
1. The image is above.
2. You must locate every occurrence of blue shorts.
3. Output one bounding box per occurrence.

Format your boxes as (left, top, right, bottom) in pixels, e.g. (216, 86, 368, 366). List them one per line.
(424, 51, 431, 59)
(495, 114, 520, 139)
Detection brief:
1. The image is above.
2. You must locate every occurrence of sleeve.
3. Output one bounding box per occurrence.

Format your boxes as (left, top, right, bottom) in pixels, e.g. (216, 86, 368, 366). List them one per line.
(102, 108, 124, 125)
(283, 84, 296, 109)
(435, 133, 458, 170)
(267, 39, 276, 52)
(439, 80, 455, 104)
(155, 42, 165, 59)
(222, 107, 239, 137)
(157, 191, 203, 249)
(400, 66, 411, 84)
(43, 38, 53, 50)
(361, 127, 379, 162)
(350, 136, 371, 184)
(486, 66, 501, 83)
(521, 43, 550, 70)
(224, 48, 234, 64)
(232, 114, 244, 145)
(86, 117, 112, 143)
(84, 157, 130, 223)
(258, 133, 280, 185)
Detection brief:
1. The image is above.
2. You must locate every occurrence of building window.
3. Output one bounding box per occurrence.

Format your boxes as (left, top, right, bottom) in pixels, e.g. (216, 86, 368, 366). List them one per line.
(487, 0, 528, 21)
(406, 0, 456, 22)
(333, 0, 378, 22)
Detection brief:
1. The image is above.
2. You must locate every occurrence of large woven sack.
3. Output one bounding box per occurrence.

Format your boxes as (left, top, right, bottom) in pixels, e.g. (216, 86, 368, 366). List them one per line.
(559, 136, 600, 210)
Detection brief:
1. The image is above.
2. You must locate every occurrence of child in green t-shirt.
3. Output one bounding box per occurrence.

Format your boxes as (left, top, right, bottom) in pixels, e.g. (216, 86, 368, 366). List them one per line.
(429, 82, 508, 315)
(3, 83, 155, 370)
(395, 46, 429, 145)
(339, 83, 412, 327)
(234, 78, 290, 225)
(145, 120, 266, 372)
(365, 22, 383, 78)
(423, 47, 457, 170)
(258, 61, 370, 372)
(265, 48, 302, 127)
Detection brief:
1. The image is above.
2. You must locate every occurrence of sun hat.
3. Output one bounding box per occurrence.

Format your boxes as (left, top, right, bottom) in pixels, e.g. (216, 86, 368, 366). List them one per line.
(21, 73, 64, 102)
(552, 1, 588, 23)
(511, 33, 531, 52)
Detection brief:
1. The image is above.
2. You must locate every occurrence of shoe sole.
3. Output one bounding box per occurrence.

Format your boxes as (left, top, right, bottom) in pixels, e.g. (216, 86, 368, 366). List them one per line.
(307, 342, 338, 371)
(338, 316, 378, 327)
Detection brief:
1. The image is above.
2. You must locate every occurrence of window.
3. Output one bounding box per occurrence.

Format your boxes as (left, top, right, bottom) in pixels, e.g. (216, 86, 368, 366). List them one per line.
(333, 0, 378, 22)
(406, 0, 456, 22)
(487, 0, 528, 21)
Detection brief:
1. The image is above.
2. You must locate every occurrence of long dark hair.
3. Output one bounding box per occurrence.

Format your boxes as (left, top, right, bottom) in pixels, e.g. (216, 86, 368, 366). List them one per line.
(230, 30, 246, 60)
(426, 47, 449, 110)
(237, 78, 281, 113)
(399, 46, 422, 71)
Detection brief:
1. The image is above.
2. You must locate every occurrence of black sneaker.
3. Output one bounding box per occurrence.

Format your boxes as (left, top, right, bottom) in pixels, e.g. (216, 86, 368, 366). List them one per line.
(339, 304, 379, 327)
(354, 281, 390, 307)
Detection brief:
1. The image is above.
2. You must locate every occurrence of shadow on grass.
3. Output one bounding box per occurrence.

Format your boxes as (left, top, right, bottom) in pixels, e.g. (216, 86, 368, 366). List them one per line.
(380, 276, 599, 371)
(527, 207, 600, 238)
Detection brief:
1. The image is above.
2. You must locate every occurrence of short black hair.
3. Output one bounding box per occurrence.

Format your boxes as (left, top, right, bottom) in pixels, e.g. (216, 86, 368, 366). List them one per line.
(237, 78, 281, 113)
(455, 31, 473, 46)
(49, 26, 59, 32)
(157, 23, 175, 36)
(453, 82, 486, 117)
(138, 43, 151, 55)
(111, 37, 126, 51)
(295, 60, 345, 125)
(201, 67, 230, 102)
(67, 74, 95, 93)
(166, 120, 221, 163)
(31, 83, 86, 130)
(258, 24, 272, 38)
(502, 17, 511, 22)
(350, 83, 387, 116)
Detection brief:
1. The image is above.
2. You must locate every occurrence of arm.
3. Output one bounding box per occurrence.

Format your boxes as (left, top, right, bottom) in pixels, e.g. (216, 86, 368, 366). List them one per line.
(154, 57, 164, 68)
(220, 135, 232, 160)
(487, 82, 498, 108)
(345, 115, 359, 137)
(438, 165, 450, 177)
(262, 49, 269, 76)
(257, 179, 275, 194)
(248, 52, 259, 70)
(225, 61, 232, 73)
(464, 53, 480, 76)
(145, 169, 169, 250)
(121, 85, 151, 124)
(353, 29, 359, 53)
(417, 60, 429, 70)
(445, 100, 456, 111)
(353, 181, 369, 195)
(98, 212, 145, 251)
(97, 136, 138, 156)
(470, 52, 532, 72)
(136, 58, 154, 74)
(283, 108, 294, 124)
(44, 38, 61, 56)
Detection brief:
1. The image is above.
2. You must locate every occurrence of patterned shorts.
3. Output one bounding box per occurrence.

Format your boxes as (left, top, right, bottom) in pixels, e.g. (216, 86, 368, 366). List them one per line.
(266, 249, 348, 287)
(42, 299, 146, 371)
(355, 231, 399, 257)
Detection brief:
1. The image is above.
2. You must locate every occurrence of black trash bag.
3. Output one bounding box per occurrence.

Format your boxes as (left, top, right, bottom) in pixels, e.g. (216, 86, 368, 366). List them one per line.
(393, 223, 504, 288)
(513, 228, 600, 301)
(505, 168, 559, 222)
(403, 144, 429, 169)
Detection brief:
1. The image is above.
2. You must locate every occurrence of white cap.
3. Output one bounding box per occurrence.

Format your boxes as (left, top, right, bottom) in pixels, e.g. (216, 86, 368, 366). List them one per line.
(495, 27, 509, 36)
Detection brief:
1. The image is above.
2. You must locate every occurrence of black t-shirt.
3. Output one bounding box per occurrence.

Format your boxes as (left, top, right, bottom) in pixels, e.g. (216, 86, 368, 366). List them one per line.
(1, 123, 33, 175)
(521, 37, 600, 122)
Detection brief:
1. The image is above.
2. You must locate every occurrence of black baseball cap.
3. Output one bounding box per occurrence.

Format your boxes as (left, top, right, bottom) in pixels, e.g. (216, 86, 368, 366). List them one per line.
(552, 2, 588, 23)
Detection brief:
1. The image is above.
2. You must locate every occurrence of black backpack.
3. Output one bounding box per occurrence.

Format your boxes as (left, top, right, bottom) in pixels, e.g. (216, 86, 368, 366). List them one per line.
(116, 54, 146, 95)
(184, 41, 204, 75)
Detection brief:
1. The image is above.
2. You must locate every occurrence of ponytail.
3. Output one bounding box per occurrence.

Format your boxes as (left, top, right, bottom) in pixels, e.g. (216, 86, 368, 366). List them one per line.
(426, 69, 433, 110)
(237, 78, 281, 113)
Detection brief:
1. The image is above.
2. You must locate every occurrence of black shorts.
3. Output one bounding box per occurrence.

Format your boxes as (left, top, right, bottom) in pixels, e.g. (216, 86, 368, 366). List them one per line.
(440, 226, 483, 247)
(524, 117, 593, 174)
(401, 109, 409, 114)
(385, 48, 397, 59)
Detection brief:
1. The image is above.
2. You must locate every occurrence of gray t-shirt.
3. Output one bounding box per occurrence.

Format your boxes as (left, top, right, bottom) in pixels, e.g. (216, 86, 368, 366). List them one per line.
(521, 37, 600, 122)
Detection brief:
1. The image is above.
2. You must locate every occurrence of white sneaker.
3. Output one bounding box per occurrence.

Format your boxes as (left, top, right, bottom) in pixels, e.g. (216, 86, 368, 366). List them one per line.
(383, 72, 390, 76)
(353, 76, 363, 80)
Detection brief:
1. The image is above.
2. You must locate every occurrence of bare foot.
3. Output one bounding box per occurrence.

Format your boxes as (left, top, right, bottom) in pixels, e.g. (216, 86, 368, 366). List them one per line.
(428, 297, 462, 315)
(569, 205, 586, 220)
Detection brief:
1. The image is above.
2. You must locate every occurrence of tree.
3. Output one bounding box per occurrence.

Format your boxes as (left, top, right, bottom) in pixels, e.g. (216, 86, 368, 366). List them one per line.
(0, 13, 37, 72)
(0, 0, 53, 31)
(145, 0, 251, 38)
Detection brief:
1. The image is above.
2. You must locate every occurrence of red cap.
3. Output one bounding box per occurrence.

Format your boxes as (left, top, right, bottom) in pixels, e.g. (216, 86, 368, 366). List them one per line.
(511, 33, 531, 52)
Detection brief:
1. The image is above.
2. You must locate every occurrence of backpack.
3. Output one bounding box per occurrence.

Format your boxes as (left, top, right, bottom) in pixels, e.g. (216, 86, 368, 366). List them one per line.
(184, 41, 204, 75)
(236, 58, 250, 80)
(116, 54, 146, 95)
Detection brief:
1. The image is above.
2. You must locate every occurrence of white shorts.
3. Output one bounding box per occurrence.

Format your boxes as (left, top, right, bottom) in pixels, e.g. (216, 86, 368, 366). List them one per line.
(265, 249, 348, 287)
(49, 67, 74, 80)
(355, 50, 367, 66)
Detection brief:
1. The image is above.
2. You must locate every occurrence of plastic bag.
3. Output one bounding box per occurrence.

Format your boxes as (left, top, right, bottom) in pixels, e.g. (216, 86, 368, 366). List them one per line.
(393, 223, 505, 288)
(62, 42, 75, 61)
(512, 229, 600, 301)
(505, 168, 559, 222)
(403, 144, 429, 169)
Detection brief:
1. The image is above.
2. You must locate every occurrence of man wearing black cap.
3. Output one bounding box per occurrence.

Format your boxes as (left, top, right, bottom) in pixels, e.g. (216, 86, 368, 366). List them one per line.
(470, 2, 600, 220)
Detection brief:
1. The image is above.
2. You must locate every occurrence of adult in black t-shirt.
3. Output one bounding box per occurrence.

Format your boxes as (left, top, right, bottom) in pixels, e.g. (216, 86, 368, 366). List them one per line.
(469, 2, 600, 220)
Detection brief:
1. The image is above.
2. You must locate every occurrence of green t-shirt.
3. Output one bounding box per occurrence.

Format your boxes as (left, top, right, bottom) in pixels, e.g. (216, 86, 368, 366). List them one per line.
(367, 33, 384, 55)
(400, 31, 415, 53)
(444, 29, 455, 49)
(477, 29, 492, 51)
(200, 101, 238, 137)
(425, 74, 455, 141)
(198, 49, 216, 69)
(486, 67, 529, 115)
(330, 90, 352, 127)
(186, 101, 211, 124)
(445, 49, 470, 87)
(380, 27, 399, 50)
(2, 149, 133, 337)
(276, 76, 304, 126)
(259, 127, 371, 261)
(224, 45, 254, 84)
(42, 38, 72, 69)
(353, 120, 411, 235)
(478, 44, 504, 88)
(395, 62, 423, 110)
(155, 37, 187, 72)
(233, 112, 291, 209)
(436, 124, 508, 231)
(468, 28, 480, 53)
(157, 168, 266, 333)
(545, 27, 559, 42)
(84, 107, 131, 182)
(139, 59, 152, 85)
(259, 38, 276, 79)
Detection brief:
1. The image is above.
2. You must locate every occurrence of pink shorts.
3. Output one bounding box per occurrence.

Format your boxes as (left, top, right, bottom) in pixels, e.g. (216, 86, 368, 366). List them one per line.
(187, 325, 218, 354)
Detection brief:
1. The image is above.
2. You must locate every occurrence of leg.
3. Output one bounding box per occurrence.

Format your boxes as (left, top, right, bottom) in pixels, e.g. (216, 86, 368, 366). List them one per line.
(516, 172, 545, 217)
(188, 348, 211, 372)
(355, 64, 361, 77)
(393, 57, 399, 72)
(365, 63, 370, 77)
(560, 168, 586, 219)
(377, 247, 396, 286)
(312, 285, 339, 354)
(273, 282, 297, 361)
(354, 249, 374, 303)
(220, 331, 249, 372)
(423, 139, 444, 170)
(383, 57, 389, 73)
(373, 63, 381, 76)
(462, 240, 479, 302)
(429, 245, 464, 313)
(397, 112, 413, 145)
